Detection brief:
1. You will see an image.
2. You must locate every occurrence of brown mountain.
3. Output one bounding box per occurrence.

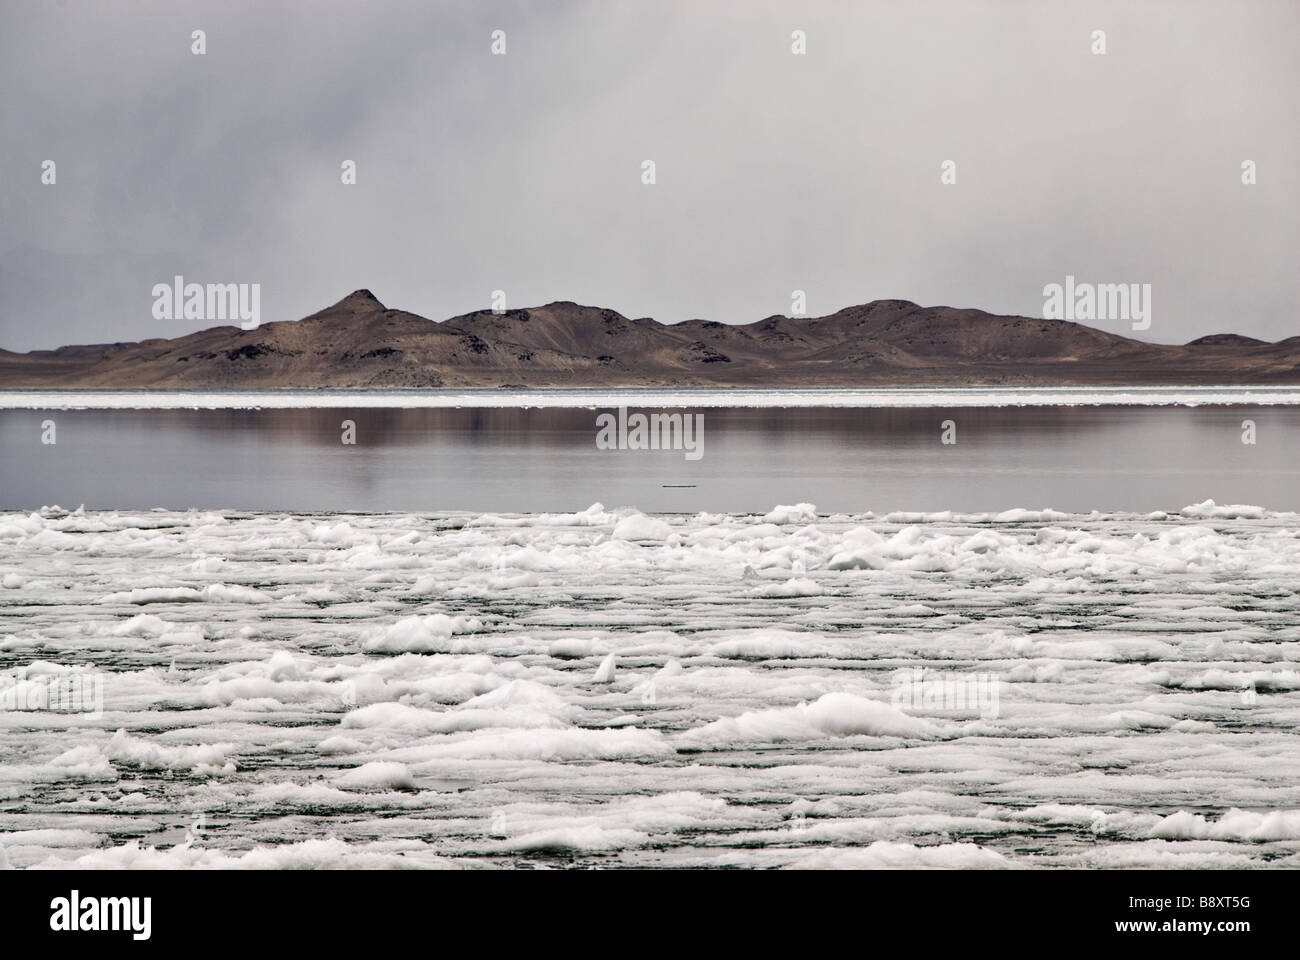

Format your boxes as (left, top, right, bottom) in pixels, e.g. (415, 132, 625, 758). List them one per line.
(1, 290, 1297, 388)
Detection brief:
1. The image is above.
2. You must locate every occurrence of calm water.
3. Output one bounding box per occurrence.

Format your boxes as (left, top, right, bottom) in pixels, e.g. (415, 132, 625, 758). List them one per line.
(1, 406, 1297, 513)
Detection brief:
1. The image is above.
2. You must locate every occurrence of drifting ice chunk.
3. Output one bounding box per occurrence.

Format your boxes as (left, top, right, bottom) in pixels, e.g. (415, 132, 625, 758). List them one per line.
(1151, 808, 1300, 841)
(1180, 499, 1266, 519)
(763, 503, 817, 524)
(680, 692, 941, 747)
(593, 653, 617, 683)
(362, 613, 484, 653)
(611, 514, 673, 541)
(753, 577, 824, 598)
(103, 729, 236, 776)
(334, 761, 415, 792)
(492, 827, 650, 853)
(790, 841, 1011, 869)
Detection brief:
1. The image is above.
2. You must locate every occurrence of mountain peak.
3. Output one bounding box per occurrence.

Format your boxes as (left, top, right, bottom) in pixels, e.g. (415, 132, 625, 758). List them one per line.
(297, 288, 388, 325)
(314, 289, 386, 312)
(1186, 333, 1268, 347)
(340, 289, 384, 308)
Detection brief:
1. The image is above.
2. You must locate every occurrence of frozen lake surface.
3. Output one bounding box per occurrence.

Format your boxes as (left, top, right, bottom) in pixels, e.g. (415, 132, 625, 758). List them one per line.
(2, 503, 1298, 869)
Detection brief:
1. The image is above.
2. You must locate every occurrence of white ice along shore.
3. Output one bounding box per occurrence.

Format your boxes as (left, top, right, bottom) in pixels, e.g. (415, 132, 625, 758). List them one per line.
(1, 500, 1298, 869)
(3, 386, 1300, 410)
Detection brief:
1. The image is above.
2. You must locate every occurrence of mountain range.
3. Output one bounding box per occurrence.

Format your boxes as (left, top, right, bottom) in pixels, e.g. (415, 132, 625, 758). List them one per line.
(1, 290, 1297, 388)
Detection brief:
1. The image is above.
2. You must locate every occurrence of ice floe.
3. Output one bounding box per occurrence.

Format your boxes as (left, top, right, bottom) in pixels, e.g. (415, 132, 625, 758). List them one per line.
(1, 501, 1297, 868)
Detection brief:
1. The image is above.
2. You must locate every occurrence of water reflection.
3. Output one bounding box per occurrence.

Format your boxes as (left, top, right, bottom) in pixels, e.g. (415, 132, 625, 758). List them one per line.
(1, 406, 1296, 513)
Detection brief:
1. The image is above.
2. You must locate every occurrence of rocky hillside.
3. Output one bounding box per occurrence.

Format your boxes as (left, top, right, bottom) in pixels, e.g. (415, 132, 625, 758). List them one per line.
(1, 290, 1297, 387)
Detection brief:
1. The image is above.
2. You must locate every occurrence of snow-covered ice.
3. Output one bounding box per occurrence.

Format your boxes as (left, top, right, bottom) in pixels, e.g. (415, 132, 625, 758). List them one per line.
(1, 500, 1298, 869)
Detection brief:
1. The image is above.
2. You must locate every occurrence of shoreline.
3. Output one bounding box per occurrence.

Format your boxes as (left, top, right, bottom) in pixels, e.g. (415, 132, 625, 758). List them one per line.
(4, 385, 1300, 410)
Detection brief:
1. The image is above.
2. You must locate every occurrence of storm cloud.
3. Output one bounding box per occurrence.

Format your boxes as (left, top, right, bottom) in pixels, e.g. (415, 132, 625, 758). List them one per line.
(1, 0, 1295, 351)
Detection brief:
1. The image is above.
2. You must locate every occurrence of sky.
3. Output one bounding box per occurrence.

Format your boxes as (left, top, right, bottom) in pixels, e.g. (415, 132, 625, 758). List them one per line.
(1, 0, 1296, 352)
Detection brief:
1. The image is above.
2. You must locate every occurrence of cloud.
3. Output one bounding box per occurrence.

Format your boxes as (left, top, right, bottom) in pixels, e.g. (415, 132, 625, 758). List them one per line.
(1, 0, 1296, 351)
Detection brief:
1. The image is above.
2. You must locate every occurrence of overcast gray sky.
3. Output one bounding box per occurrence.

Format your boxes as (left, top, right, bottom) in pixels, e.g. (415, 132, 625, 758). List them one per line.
(1, 0, 1295, 351)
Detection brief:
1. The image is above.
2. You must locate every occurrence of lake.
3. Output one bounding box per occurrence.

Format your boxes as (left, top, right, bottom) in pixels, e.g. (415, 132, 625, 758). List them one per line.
(1, 399, 1297, 513)
(3, 390, 1299, 869)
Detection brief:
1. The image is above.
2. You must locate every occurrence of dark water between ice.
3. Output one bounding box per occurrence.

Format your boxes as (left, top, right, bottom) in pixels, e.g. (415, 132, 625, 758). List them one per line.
(1, 406, 1297, 513)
